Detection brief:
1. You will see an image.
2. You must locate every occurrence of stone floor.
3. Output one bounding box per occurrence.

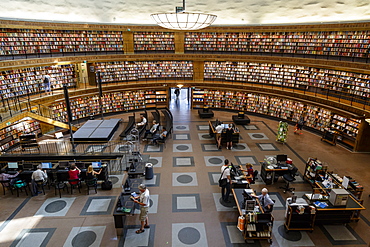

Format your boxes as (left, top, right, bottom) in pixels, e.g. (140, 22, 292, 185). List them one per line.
(0, 90, 370, 247)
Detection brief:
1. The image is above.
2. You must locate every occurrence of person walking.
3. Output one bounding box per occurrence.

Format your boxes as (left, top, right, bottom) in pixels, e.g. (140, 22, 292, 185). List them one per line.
(294, 114, 306, 135)
(220, 159, 232, 203)
(132, 184, 150, 234)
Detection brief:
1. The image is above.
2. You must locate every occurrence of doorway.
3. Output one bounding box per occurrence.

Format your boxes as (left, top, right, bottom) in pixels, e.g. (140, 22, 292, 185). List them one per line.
(169, 87, 190, 110)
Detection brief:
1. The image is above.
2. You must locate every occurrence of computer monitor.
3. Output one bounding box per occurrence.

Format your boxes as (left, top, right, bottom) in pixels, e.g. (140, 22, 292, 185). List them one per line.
(23, 163, 34, 170)
(7, 162, 18, 169)
(58, 161, 69, 169)
(91, 162, 101, 168)
(221, 124, 229, 129)
(41, 162, 52, 169)
(276, 154, 288, 162)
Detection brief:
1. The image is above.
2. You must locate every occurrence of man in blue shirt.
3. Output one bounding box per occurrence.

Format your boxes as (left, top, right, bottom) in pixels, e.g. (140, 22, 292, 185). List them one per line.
(254, 188, 275, 212)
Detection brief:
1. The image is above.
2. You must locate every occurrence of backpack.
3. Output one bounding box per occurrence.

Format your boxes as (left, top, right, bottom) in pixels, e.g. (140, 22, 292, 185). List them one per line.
(101, 180, 112, 190)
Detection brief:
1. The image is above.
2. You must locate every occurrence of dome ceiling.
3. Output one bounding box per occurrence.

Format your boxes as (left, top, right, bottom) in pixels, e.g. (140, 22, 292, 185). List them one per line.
(0, 0, 369, 25)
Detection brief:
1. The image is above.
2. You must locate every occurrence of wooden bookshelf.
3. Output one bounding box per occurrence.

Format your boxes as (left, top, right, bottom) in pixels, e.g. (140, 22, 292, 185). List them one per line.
(49, 89, 167, 122)
(191, 87, 363, 149)
(204, 61, 370, 102)
(185, 31, 370, 59)
(95, 61, 193, 83)
(0, 117, 41, 152)
(134, 32, 175, 52)
(0, 64, 77, 99)
(0, 28, 123, 56)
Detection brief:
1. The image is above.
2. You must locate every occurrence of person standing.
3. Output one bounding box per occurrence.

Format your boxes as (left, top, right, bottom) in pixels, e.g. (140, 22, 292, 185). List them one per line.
(253, 188, 275, 213)
(174, 88, 180, 98)
(220, 159, 232, 203)
(215, 122, 224, 149)
(132, 184, 150, 234)
(43, 75, 52, 94)
(225, 124, 234, 150)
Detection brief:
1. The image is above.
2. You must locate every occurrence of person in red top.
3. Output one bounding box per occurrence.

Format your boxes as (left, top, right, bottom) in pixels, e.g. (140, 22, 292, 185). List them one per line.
(242, 163, 255, 184)
(68, 164, 81, 184)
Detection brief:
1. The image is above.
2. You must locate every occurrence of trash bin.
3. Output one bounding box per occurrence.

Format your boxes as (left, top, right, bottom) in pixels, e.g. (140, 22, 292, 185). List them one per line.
(145, 163, 154, 180)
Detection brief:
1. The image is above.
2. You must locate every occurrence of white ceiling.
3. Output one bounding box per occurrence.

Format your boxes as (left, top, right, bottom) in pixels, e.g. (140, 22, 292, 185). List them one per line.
(0, 0, 369, 26)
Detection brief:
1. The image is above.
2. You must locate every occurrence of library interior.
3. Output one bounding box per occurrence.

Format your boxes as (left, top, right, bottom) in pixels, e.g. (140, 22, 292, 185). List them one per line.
(0, 1, 370, 246)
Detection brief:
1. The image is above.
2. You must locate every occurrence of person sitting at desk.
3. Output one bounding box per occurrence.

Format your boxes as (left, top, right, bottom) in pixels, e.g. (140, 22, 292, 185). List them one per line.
(215, 123, 224, 149)
(68, 164, 81, 184)
(136, 116, 147, 128)
(0, 169, 22, 186)
(31, 165, 48, 183)
(86, 165, 102, 180)
(241, 163, 255, 184)
(31, 165, 48, 195)
(143, 120, 159, 140)
(253, 188, 275, 213)
(152, 127, 167, 145)
(225, 124, 234, 150)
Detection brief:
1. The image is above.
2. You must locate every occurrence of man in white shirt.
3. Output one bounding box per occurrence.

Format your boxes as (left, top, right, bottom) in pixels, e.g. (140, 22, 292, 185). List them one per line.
(136, 116, 147, 128)
(133, 184, 150, 234)
(143, 120, 159, 140)
(31, 165, 48, 182)
(220, 159, 232, 202)
(215, 123, 224, 149)
(31, 165, 48, 195)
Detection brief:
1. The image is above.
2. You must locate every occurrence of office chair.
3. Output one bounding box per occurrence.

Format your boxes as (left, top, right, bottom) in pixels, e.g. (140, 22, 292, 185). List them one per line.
(280, 167, 298, 194)
(264, 199, 275, 213)
(34, 179, 48, 195)
(13, 180, 29, 197)
(85, 178, 98, 195)
(252, 170, 259, 184)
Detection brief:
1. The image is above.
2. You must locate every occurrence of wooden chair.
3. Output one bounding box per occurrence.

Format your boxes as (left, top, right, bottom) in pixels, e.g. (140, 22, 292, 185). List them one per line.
(68, 179, 82, 194)
(0, 180, 14, 195)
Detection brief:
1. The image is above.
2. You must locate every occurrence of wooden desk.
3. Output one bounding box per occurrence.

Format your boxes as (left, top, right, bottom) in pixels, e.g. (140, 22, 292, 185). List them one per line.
(312, 181, 366, 223)
(208, 121, 240, 145)
(260, 162, 290, 185)
(232, 188, 274, 244)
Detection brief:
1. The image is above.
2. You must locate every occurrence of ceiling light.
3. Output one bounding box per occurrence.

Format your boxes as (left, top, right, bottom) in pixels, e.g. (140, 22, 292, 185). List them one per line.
(151, 0, 217, 30)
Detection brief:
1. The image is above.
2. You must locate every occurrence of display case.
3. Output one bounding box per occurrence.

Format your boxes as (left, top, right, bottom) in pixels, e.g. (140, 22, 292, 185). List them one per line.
(276, 121, 288, 143)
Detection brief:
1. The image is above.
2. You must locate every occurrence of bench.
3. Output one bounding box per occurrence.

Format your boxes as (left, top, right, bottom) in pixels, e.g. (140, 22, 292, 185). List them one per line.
(198, 108, 214, 118)
(119, 115, 135, 138)
(232, 112, 250, 125)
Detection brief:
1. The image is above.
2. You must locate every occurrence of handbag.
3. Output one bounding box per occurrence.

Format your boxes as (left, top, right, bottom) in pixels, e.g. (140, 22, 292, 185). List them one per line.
(218, 167, 229, 187)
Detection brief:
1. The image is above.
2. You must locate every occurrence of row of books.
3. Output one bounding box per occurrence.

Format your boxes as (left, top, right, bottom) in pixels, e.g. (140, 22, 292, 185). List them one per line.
(192, 88, 360, 137)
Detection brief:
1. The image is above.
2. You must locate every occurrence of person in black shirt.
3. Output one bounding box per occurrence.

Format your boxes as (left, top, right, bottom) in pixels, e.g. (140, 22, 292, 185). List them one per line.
(225, 124, 234, 150)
